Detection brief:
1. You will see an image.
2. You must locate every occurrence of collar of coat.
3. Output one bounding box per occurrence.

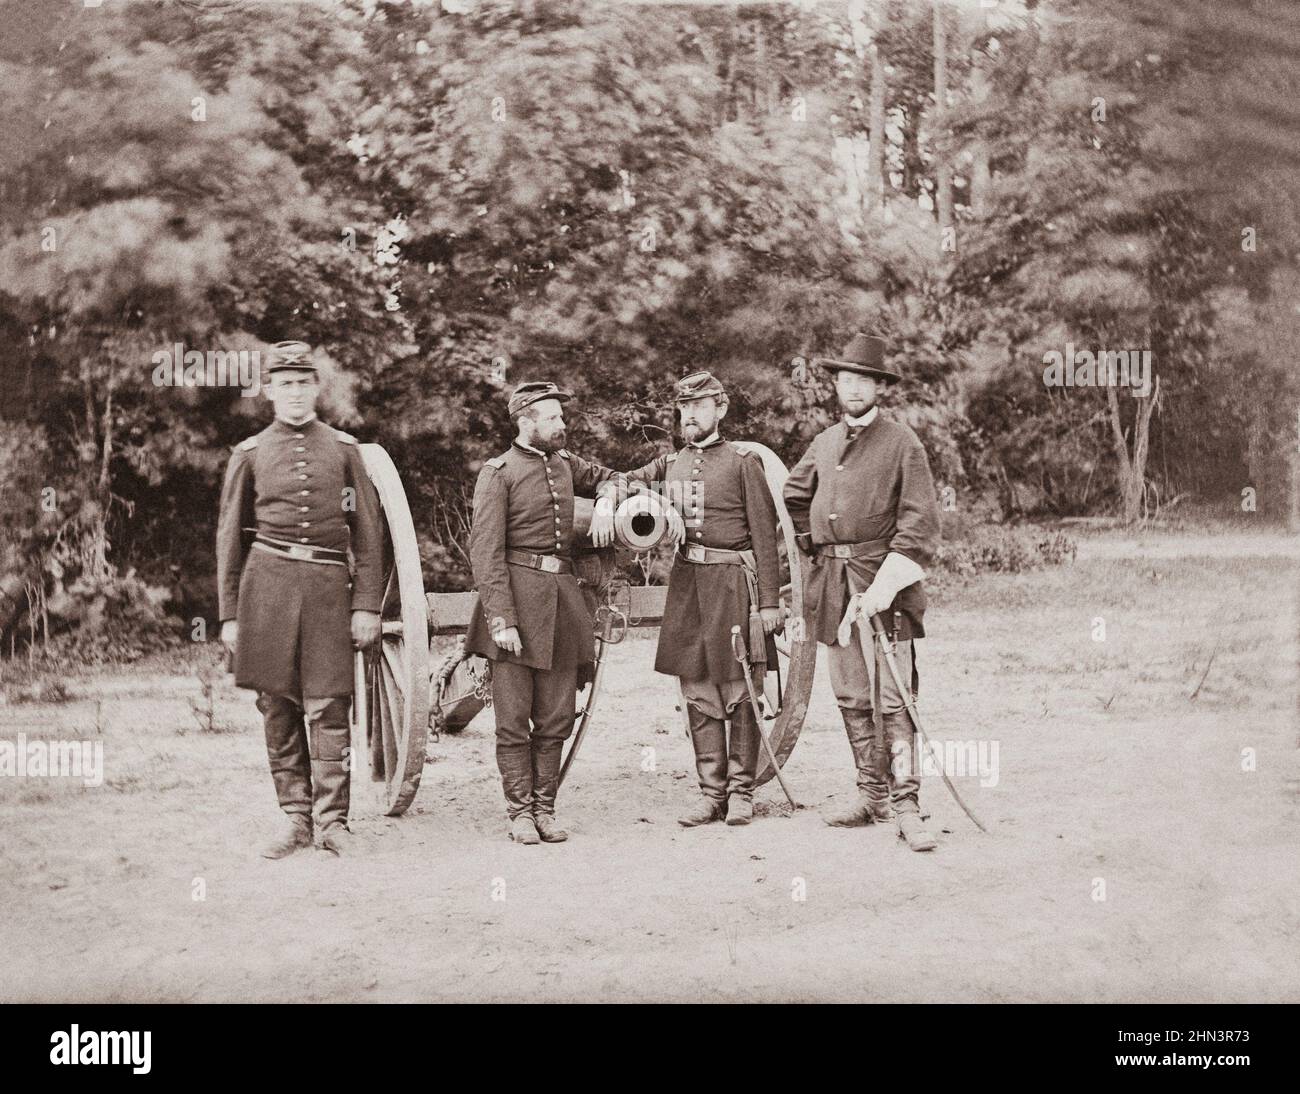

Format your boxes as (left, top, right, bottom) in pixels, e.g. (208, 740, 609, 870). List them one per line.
(843, 406, 879, 429)
(511, 440, 569, 459)
(684, 432, 724, 450)
(273, 413, 319, 430)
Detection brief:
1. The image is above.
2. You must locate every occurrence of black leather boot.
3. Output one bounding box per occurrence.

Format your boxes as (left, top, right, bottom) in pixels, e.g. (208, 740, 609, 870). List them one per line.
(307, 697, 352, 848)
(530, 738, 568, 842)
(259, 813, 312, 859)
(882, 710, 935, 850)
(822, 706, 891, 827)
(257, 693, 311, 816)
(724, 699, 760, 826)
(678, 705, 728, 827)
(497, 742, 538, 842)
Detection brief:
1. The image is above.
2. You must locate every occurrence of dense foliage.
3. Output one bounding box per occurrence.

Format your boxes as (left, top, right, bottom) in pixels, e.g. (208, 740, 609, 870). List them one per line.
(1, 0, 1296, 655)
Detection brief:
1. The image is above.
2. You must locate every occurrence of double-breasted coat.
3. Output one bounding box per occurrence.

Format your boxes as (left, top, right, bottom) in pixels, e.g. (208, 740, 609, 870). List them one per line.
(626, 437, 780, 683)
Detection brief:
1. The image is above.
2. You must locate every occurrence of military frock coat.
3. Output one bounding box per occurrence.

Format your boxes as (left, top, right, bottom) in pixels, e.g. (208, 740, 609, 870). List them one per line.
(465, 444, 618, 673)
(216, 417, 384, 698)
(626, 437, 780, 683)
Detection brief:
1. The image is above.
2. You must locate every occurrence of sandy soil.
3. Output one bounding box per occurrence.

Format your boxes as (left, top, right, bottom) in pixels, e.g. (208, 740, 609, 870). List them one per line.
(2, 531, 1297, 1002)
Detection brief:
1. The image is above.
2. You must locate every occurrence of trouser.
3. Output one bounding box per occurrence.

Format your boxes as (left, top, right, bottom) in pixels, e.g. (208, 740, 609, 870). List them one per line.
(257, 692, 351, 831)
(824, 628, 921, 813)
(491, 660, 578, 820)
(681, 675, 761, 803)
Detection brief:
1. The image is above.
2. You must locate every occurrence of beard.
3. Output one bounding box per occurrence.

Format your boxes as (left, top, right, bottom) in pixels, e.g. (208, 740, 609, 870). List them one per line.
(838, 395, 875, 418)
(535, 429, 566, 453)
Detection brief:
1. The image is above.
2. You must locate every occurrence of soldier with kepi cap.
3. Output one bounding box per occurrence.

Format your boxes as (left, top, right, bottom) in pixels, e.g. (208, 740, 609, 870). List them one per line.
(623, 370, 782, 827)
(465, 381, 621, 844)
(217, 340, 384, 857)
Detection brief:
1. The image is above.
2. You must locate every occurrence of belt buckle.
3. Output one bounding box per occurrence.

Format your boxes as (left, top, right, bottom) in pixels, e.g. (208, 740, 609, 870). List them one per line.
(288, 545, 311, 561)
(540, 555, 561, 574)
(832, 544, 853, 559)
(686, 546, 706, 563)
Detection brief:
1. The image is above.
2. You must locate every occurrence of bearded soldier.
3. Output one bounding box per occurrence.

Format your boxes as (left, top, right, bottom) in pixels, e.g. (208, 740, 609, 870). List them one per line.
(783, 333, 942, 852)
(217, 341, 383, 858)
(466, 382, 618, 845)
(624, 372, 782, 827)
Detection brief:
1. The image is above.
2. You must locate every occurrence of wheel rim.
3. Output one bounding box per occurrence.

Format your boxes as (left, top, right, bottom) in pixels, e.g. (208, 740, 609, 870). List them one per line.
(349, 443, 431, 816)
(730, 442, 816, 788)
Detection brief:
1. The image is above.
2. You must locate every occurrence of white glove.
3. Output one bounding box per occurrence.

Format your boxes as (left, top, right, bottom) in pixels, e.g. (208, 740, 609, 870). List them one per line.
(836, 552, 926, 645)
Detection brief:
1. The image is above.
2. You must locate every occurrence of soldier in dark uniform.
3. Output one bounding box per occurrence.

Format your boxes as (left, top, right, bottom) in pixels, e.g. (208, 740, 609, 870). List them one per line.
(624, 372, 783, 827)
(783, 333, 942, 851)
(466, 382, 619, 845)
(216, 341, 384, 858)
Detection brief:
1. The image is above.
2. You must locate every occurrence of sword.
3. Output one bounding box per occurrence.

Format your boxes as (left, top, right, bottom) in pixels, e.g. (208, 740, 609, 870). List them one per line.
(559, 602, 626, 787)
(865, 613, 988, 833)
(730, 625, 798, 810)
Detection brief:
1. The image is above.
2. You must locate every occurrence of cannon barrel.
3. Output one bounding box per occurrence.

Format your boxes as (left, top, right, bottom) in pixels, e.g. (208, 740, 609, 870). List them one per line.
(572, 491, 676, 551)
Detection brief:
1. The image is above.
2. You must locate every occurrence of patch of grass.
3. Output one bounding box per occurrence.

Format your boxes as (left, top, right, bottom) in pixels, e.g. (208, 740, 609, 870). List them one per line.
(1, 676, 74, 705)
(934, 525, 1077, 582)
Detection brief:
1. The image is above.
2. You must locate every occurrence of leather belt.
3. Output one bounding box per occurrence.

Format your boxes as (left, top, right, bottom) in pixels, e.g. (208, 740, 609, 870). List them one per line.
(253, 535, 347, 567)
(815, 537, 892, 561)
(680, 544, 747, 565)
(506, 549, 573, 575)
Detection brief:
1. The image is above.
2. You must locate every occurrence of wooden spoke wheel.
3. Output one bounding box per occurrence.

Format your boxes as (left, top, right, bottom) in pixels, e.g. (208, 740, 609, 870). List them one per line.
(350, 444, 431, 816)
(730, 442, 816, 789)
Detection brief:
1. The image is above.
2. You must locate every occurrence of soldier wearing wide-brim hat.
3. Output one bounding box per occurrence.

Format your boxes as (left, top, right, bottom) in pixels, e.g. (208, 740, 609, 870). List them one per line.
(784, 332, 943, 851)
(217, 340, 384, 857)
(623, 370, 782, 828)
(465, 381, 621, 844)
(810, 330, 903, 384)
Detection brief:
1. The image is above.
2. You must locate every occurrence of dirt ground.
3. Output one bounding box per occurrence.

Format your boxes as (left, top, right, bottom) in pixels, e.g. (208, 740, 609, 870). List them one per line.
(2, 529, 1298, 1003)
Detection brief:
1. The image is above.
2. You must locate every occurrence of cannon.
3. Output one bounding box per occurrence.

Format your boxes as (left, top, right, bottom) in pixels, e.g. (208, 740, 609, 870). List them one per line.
(348, 444, 816, 816)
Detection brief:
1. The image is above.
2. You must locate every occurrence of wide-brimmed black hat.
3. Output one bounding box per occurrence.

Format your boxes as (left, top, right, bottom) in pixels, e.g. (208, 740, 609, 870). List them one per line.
(811, 332, 900, 384)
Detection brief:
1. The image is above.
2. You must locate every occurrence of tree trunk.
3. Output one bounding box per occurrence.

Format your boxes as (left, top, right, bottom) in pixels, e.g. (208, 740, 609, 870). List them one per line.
(1107, 376, 1161, 523)
(932, 1, 954, 243)
(966, 4, 991, 217)
(867, 4, 887, 212)
(847, 0, 887, 214)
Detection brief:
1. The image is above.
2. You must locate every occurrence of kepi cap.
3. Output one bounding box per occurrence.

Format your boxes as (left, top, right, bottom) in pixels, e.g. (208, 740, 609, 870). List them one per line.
(266, 340, 318, 375)
(673, 370, 727, 404)
(508, 381, 572, 418)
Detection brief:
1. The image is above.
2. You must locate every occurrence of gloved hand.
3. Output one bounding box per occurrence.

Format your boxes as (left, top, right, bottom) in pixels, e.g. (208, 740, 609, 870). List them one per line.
(835, 552, 926, 645)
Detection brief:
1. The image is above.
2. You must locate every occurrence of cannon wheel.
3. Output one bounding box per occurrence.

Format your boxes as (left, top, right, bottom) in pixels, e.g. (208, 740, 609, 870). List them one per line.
(731, 442, 816, 789)
(349, 443, 431, 817)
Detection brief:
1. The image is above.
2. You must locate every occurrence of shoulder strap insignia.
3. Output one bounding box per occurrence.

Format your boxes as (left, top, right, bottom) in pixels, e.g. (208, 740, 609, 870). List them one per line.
(331, 428, 358, 445)
(236, 436, 259, 452)
(485, 455, 507, 470)
(664, 452, 677, 464)
(556, 448, 572, 460)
